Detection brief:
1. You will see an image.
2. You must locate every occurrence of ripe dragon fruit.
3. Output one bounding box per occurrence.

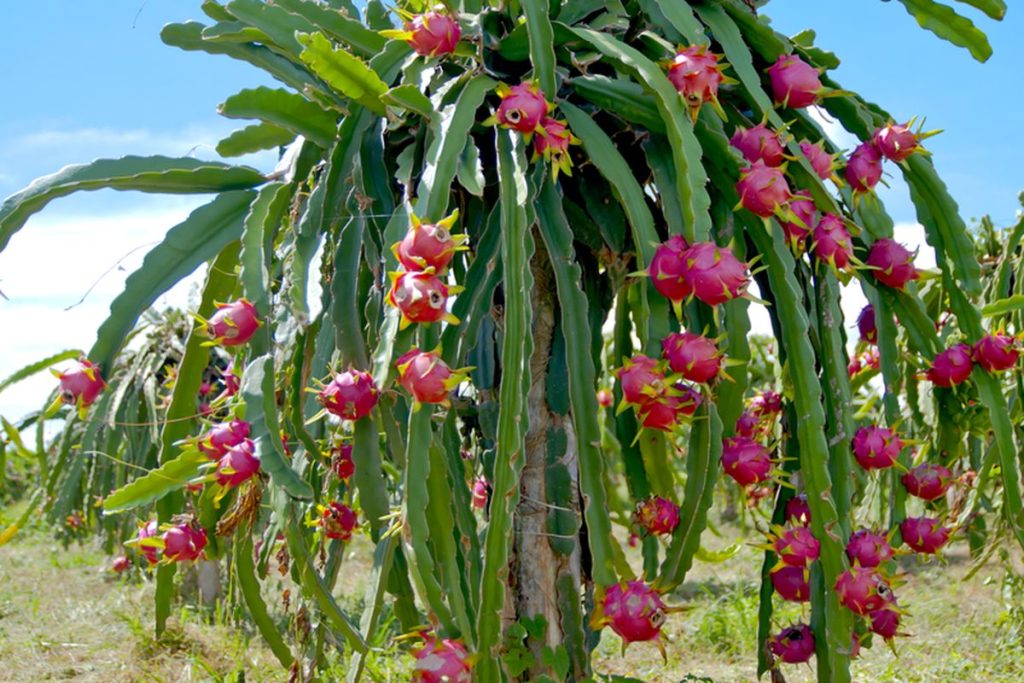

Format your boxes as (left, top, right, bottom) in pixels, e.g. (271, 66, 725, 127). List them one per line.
(198, 419, 251, 460)
(137, 520, 160, 565)
(597, 580, 670, 653)
(331, 443, 355, 481)
(735, 409, 760, 438)
(215, 438, 260, 488)
(857, 304, 877, 345)
(666, 45, 726, 120)
(799, 139, 841, 182)
(721, 436, 772, 486)
(973, 332, 1020, 373)
(490, 82, 549, 136)
(900, 516, 950, 554)
(849, 348, 880, 377)
(637, 396, 680, 431)
(320, 501, 359, 541)
(471, 477, 490, 510)
(648, 235, 692, 302)
(387, 270, 458, 327)
(851, 425, 904, 470)
(736, 160, 791, 218)
(394, 210, 464, 273)
(867, 238, 918, 289)
(634, 496, 681, 536)
(786, 493, 811, 526)
(812, 213, 854, 271)
(771, 565, 810, 602)
(845, 528, 895, 568)
(680, 241, 751, 306)
(203, 299, 261, 347)
(396, 348, 469, 405)
(661, 332, 723, 383)
(111, 555, 131, 573)
(767, 54, 823, 108)
(902, 462, 952, 501)
(412, 636, 472, 682)
(671, 382, 703, 417)
(730, 123, 786, 167)
(162, 524, 208, 563)
(780, 190, 816, 250)
(318, 368, 379, 421)
(771, 526, 821, 567)
(869, 600, 902, 640)
(222, 369, 240, 397)
(927, 343, 974, 387)
(769, 623, 816, 664)
(381, 11, 461, 58)
(749, 390, 783, 418)
(615, 355, 666, 408)
(845, 142, 884, 195)
(597, 388, 614, 408)
(834, 565, 891, 615)
(52, 359, 106, 418)
(533, 117, 579, 180)
(873, 122, 921, 163)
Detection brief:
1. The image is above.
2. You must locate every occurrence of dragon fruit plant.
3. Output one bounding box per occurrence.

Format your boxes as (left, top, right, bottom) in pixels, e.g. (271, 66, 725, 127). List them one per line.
(2, 1, 1011, 681)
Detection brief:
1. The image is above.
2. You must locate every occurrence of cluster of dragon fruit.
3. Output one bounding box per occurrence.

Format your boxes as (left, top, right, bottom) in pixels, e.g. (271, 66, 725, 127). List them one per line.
(45, 9, 1022, 680)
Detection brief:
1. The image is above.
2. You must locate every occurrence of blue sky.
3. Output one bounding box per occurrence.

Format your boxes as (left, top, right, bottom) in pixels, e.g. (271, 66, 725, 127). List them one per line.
(0, 1, 1019, 418)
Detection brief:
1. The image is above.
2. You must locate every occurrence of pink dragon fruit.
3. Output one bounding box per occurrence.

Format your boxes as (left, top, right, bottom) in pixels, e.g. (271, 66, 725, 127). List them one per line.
(661, 332, 723, 383)
(812, 213, 854, 271)
(395, 211, 464, 273)
(770, 565, 810, 602)
(973, 332, 1020, 373)
(637, 397, 681, 431)
(721, 436, 772, 486)
(927, 343, 974, 387)
(318, 369, 379, 421)
(412, 636, 472, 682)
(386, 11, 461, 58)
(767, 54, 823, 108)
(799, 139, 841, 181)
(162, 524, 208, 563)
(471, 477, 490, 510)
(873, 122, 920, 163)
(786, 493, 811, 526)
(320, 501, 358, 541)
(53, 358, 106, 417)
(533, 117, 579, 180)
(222, 369, 240, 397)
(396, 348, 468, 405)
(845, 142, 884, 194)
(780, 190, 816, 250)
(869, 600, 902, 640)
(387, 271, 456, 327)
(857, 304, 877, 345)
(198, 419, 251, 460)
(634, 496, 681, 536)
(332, 443, 355, 481)
(849, 348, 880, 378)
(671, 382, 703, 418)
(772, 526, 820, 567)
(900, 516, 950, 554)
(666, 45, 725, 120)
(111, 555, 131, 573)
(736, 160, 791, 218)
(867, 238, 918, 289)
(204, 299, 261, 347)
(648, 235, 692, 303)
(769, 623, 816, 664)
(491, 82, 549, 135)
(750, 390, 783, 418)
(597, 389, 614, 408)
(902, 463, 952, 501)
(680, 242, 751, 306)
(834, 566, 891, 615)
(215, 439, 260, 488)
(615, 355, 666, 408)
(851, 425, 904, 470)
(598, 580, 670, 651)
(735, 409, 760, 438)
(845, 528, 895, 568)
(730, 123, 786, 167)
(137, 520, 160, 565)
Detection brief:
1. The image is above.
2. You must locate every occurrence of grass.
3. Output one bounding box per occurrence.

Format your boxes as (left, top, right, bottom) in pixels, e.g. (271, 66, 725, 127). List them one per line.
(1, 509, 1022, 682)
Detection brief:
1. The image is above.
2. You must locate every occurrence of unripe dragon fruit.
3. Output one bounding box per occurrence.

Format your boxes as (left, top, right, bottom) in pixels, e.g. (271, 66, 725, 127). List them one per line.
(873, 122, 920, 163)
(973, 332, 1020, 373)
(384, 11, 461, 58)
(387, 271, 456, 327)
(204, 299, 261, 347)
(163, 524, 208, 563)
(215, 438, 260, 488)
(845, 142, 884, 194)
(730, 123, 786, 167)
(786, 493, 811, 526)
(780, 190, 816, 250)
(834, 565, 891, 615)
(736, 161, 791, 218)
(661, 332, 722, 383)
(533, 117, 579, 180)
(812, 213, 854, 271)
(851, 425, 904, 470)
(771, 565, 810, 602)
(769, 623, 816, 664)
(902, 463, 952, 501)
(680, 242, 751, 306)
(198, 419, 251, 460)
(666, 45, 725, 120)
(900, 516, 950, 554)
(867, 238, 918, 289)
(799, 139, 841, 181)
(634, 496, 681, 536)
(471, 477, 490, 510)
(137, 520, 160, 565)
(767, 54, 823, 108)
(772, 526, 821, 567)
(926, 343, 974, 387)
(395, 211, 464, 273)
(320, 501, 358, 541)
(648, 235, 692, 302)
(869, 601, 902, 640)
(721, 436, 772, 486)
(846, 528, 895, 568)
(615, 355, 665, 408)
(857, 304, 877, 345)
(412, 636, 472, 682)
(331, 443, 355, 481)
(318, 369, 379, 421)
(597, 389, 614, 408)
(491, 82, 549, 135)
(597, 580, 669, 650)
(396, 348, 468, 405)
(52, 358, 106, 417)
